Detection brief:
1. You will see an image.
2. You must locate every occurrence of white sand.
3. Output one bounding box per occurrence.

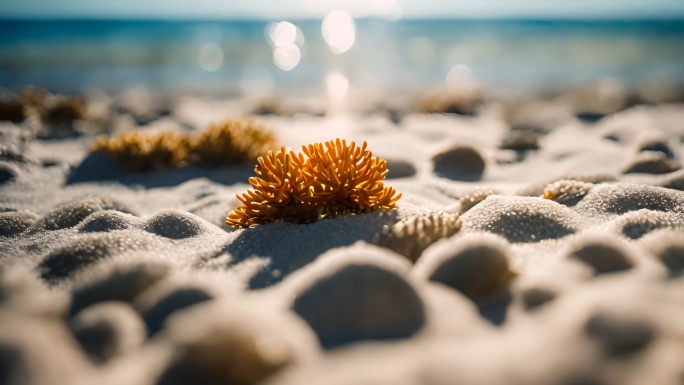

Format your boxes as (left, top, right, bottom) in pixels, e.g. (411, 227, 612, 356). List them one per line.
(1, 96, 684, 385)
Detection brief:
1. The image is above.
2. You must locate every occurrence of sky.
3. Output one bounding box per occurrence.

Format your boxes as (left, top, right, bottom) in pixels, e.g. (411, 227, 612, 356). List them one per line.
(2, 0, 684, 20)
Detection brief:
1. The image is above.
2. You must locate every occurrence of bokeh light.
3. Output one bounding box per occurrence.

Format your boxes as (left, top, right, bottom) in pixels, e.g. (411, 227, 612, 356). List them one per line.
(446, 64, 477, 96)
(326, 72, 349, 100)
(265, 21, 304, 71)
(198, 42, 223, 72)
(321, 10, 356, 55)
(273, 44, 301, 71)
(268, 21, 297, 47)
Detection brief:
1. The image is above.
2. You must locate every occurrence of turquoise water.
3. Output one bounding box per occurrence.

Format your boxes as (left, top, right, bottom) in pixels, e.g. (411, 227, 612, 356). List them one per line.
(1, 19, 683, 93)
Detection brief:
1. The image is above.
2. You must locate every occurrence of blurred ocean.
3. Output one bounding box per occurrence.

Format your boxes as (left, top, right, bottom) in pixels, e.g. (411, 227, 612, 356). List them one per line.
(1, 19, 683, 95)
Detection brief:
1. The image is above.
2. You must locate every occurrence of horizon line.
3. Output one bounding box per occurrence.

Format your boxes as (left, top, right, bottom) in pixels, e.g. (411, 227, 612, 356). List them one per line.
(2, 15, 684, 22)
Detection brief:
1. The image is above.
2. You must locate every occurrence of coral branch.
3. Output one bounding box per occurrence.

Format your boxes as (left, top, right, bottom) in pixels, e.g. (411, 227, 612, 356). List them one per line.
(226, 140, 401, 228)
(89, 118, 276, 171)
(189, 119, 276, 165)
(90, 131, 188, 172)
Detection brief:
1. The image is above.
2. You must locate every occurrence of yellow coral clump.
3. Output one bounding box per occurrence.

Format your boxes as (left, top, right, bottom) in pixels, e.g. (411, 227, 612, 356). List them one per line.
(189, 119, 276, 165)
(90, 131, 188, 171)
(90, 118, 276, 171)
(227, 139, 401, 227)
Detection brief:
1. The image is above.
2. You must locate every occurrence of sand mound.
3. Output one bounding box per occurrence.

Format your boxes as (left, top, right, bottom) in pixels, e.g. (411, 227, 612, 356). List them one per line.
(622, 151, 680, 174)
(385, 159, 417, 179)
(79, 210, 136, 233)
(0, 162, 18, 184)
(461, 195, 580, 242)
(432, 144, 485, 181)
(0, 263, 68, 317)
(69, 259, 172, 316)
(609, 209, 683, 239)
(69, 302, 145, 364)
(566, 238, 635, 275)
(141, 287, 215, 337)
(584, 310, 655, 356)
(287, 244, 424, 349)
(0, 313, 92, 385)
(35, 195, 135, 231)
(574, 183, 684, 216)
(639, 229, 684, 277)
(0, 210, 37, 236)
(519, 286, 557, 310)
(38, 232, 165, 283)
(143, 210, 206, 240)
(414, 234, 516, 301)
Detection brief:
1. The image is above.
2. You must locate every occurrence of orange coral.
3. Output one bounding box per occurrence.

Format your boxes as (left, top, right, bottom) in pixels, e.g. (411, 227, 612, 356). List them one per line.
(227, 139, 401, 227)
(90, 131, 188, 172)
(189, 119, 276, 165)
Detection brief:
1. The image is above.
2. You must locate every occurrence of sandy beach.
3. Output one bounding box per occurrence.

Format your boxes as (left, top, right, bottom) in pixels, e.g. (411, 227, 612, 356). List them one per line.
(1, 81, 684, 385)
(1, 6, 684, 384)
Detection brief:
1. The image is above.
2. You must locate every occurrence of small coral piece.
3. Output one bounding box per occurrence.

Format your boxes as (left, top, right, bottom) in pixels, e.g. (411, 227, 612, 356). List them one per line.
(189, 119, 276, 165)
(227, 139, 401, 227)
(516, 172, 615, 197)
(38, 96, 87, 138)
(542, 180, 594, 206)
(41, 96, 85, 127)
(90, 131, 188, 172)
(374, 211, 461, 262)
(459, 189, 500, 214)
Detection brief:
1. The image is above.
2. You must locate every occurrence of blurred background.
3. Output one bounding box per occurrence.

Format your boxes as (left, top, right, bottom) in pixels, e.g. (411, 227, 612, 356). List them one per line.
(2, 0, 684, 96)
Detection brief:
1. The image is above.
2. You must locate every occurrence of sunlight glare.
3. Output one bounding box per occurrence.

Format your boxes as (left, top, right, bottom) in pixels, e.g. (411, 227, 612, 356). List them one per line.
(321, 10, 356, 55)
(446, 64, 477, 96)
(273, 44, 301, 71)
(268, 21, 297, 47)
(326, 72, 349, 100)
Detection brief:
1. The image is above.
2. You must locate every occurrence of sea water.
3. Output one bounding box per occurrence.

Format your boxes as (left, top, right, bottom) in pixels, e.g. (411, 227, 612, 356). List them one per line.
(0, 19, 683, 94)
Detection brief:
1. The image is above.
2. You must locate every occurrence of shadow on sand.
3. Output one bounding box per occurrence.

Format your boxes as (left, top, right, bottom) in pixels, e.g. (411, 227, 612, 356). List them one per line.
(221, 210, 401, 290)
(67, 153, 256, 188)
